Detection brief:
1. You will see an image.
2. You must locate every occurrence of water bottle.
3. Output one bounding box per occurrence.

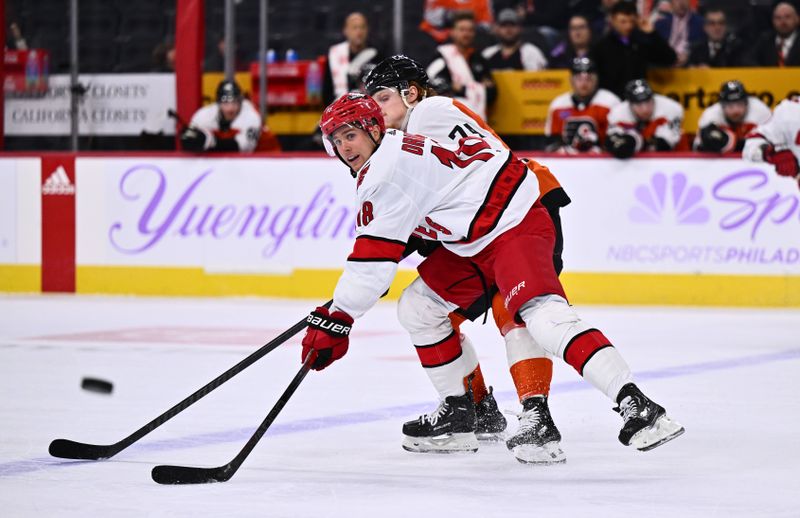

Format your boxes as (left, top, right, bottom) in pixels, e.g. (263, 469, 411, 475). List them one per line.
(25, 50, 39, 90)
(306, 60, 322, 104)
(285, 49, 297, 63)
(267, 48, 276, 63)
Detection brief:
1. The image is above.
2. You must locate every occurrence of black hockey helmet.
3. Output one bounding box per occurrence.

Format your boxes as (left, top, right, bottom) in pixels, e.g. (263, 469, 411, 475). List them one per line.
(624, 79, 654, 104)
(719, 80, 747, 104)
(216, 80, 243, 103)
(570, 56, 597, 75)
(364, 55, 429, 96)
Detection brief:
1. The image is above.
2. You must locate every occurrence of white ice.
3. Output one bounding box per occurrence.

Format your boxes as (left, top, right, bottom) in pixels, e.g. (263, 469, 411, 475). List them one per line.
(1, 294, 799, 517)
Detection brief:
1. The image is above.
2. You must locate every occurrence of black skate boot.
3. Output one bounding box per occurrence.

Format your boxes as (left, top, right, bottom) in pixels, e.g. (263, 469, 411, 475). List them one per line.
(505, 395, 566, 464)
(475, 387, 507, 441)
(402, 393, 478, 453)
(615, 383, 685, 451)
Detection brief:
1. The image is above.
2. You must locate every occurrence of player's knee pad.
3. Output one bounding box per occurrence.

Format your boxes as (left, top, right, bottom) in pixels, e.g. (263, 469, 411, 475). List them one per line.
(397, 277, 454, 344)
(518, 295, 612, 374)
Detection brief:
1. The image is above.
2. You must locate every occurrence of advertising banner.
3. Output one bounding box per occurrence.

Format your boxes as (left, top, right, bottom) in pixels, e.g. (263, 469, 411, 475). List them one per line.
(4, 74, 176, 136)
(76, 157, 381, 273)
(542, 157, 800, 275)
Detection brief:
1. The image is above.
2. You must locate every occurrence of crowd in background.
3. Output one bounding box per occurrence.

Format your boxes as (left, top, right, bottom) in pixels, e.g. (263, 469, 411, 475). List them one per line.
(3, 0, 799, 152)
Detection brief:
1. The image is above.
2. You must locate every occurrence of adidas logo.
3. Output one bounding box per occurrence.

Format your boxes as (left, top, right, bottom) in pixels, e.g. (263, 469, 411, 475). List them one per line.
(42, 166, 75, 195)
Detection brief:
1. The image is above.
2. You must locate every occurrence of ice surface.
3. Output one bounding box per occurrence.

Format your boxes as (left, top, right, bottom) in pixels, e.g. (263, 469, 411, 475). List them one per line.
(1, 294, 799, 517)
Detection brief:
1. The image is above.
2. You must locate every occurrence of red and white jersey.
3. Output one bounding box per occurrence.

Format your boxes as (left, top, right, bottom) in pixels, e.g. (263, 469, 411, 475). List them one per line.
(743, 98, 800, 163)
(545, 89, 621, 145)
(694, 97, 771, 151)
(407, 96, 567, 208)
(607, 94, 684, 150)
(333, 129, 538, 318)
(189, 99, 262, 152)
(407, 95, 506, 150)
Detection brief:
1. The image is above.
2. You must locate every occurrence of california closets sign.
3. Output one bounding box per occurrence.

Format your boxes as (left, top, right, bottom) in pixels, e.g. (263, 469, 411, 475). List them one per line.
(4, 74, 176, 136)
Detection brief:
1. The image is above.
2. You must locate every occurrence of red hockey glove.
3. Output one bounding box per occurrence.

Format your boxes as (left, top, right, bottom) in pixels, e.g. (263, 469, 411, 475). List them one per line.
(301, 306, 353, 371)
(764, 147, 800, 178)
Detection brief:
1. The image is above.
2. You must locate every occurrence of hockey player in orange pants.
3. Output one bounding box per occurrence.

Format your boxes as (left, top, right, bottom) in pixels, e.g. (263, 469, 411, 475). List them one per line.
(364, 55, 572, 463)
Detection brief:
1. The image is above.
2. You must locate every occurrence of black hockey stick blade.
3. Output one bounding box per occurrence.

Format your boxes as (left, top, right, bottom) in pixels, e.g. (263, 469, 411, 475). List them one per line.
(151, 354, 313, 485)
(49, 439, 116, 460)
(49, 301, 330, 461)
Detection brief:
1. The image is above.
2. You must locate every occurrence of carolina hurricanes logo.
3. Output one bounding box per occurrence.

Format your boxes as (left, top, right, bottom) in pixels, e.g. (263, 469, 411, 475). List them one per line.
(356, 164, 370, 188)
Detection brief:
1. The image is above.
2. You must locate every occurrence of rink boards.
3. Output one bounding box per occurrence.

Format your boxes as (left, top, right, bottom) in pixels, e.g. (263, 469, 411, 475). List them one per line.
(1, 154, 798, 306)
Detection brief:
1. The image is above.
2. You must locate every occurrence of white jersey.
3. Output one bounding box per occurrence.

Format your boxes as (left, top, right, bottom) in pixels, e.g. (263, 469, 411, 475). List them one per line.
(743, 98, 800, 163)
(333, 129, 539, 318)
(608, 94, 684, 151)
(694, 97, 771, 152)
(407, 96, 506, 150)
(189, 99, 262, 152)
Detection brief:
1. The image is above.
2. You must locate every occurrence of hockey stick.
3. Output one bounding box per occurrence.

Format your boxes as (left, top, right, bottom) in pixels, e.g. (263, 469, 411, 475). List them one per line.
(151, 352, 314, 484)
(48, 300, 332, 461)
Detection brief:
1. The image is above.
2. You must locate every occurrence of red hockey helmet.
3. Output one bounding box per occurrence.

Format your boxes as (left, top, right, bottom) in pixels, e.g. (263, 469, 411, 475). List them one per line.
(320, 92, 386, 147)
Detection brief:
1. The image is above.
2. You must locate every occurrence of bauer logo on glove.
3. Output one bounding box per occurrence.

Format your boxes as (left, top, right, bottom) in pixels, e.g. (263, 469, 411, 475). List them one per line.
(301, 306, 354, 371)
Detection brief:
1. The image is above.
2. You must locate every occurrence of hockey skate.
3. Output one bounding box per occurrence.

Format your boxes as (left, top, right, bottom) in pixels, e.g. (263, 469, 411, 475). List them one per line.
(475, 387, 507, 441)
(505, 395, 566, 464)
(402, 393, 479, 454)
(615, 383, 685, 451)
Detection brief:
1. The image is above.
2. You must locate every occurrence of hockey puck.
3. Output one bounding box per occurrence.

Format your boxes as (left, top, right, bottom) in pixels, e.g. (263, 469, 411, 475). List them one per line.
(81, 377, 113, 394)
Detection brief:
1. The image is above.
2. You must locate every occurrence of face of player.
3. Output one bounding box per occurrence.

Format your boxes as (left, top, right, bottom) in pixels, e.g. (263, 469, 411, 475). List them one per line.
(571, 72, 597, 98)
(610, 13, 636, 37)
(722, 101, 747, 124)
(330, 125, 378, 172)
(496, 22, 522, 45)
(631, 99, 655, 121)
(703, 11, 727, 42)
(219, 100, 241, 122)
(371, 88, 410, 129)
(451, 20, 476, 48)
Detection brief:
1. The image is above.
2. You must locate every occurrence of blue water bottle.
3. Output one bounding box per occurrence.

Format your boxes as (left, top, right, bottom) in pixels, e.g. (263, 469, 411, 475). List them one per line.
(25, 50, 39, 90)
(285, 49, 297, 63)
(267, 48, 276, 63)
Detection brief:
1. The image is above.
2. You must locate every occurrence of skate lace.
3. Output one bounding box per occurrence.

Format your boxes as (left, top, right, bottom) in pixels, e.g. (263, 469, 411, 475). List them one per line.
(516, 407, 542, 433)
(421, 401, 450, 425)
(618, 396, 639, 422)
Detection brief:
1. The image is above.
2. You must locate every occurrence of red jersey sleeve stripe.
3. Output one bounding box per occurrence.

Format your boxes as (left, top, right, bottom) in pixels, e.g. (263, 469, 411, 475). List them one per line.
(347, 235, 407, 263)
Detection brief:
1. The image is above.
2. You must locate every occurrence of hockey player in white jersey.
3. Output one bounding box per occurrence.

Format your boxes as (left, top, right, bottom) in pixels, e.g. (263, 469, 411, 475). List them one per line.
(181, 80, 262, 153)
(743, 96, 800, 188)
(606, 79, 684, 159)
(694, 81, 771, 153)
(364, 55, 571, 463)
(301, 92, 684, 462)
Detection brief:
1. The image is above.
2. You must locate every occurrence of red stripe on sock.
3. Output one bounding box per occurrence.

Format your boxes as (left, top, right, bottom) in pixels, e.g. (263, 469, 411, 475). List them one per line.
(415, 332, 462, 368)
(563, 329, 612, 375)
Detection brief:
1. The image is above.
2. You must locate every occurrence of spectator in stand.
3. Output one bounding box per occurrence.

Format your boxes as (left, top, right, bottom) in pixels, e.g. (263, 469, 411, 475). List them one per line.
(420, 0, 493, 44)
(181, 80, 262, 153)
(427, 11, 497, 119)
(606, 78, 684, 158)
(204, 36, 246, 72)
(545, 57, 621, 154)
(589, 0, 621, 37)
(591, 1, 676, 99)
(482, 8, 548, 71)
(322, 12, 384, 105)
(694, 80, 771, 153)
(549, 15, 593, 69)
(152, 38, 176, 72)
(748, 2, 800, 67)
(6, 22, 28, 50)
(653, 0, 705, 66)
(688, 8, 746, 68)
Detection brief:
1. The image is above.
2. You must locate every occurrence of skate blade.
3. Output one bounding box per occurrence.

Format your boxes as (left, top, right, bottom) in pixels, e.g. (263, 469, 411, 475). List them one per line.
(476, 431, 507, 442)
(511, 441, 567, 465)
(402, 432, 479, 454)
(632, 415, 685, 452)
